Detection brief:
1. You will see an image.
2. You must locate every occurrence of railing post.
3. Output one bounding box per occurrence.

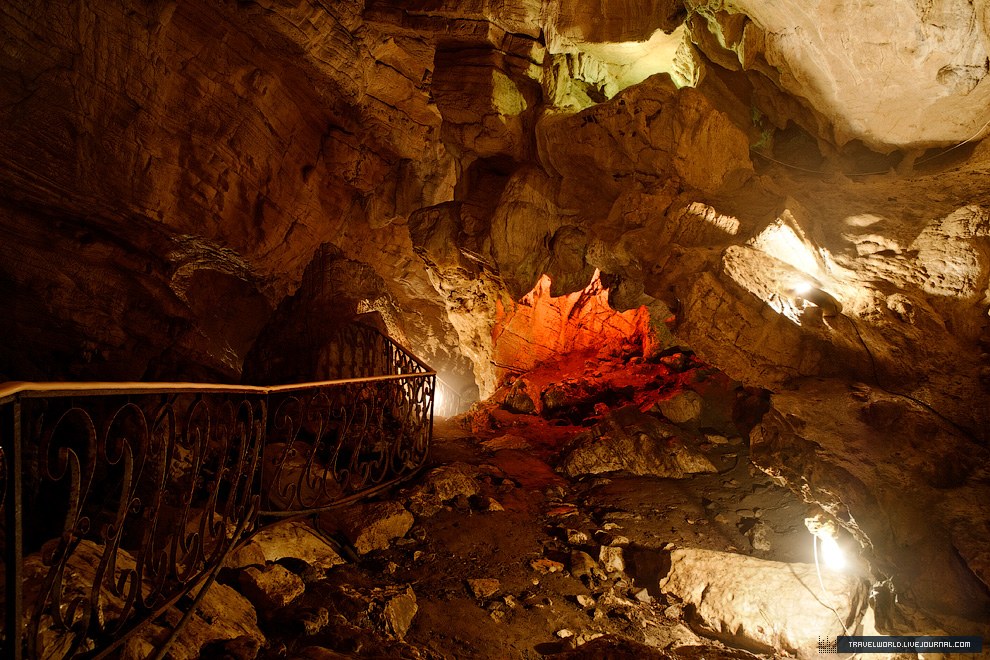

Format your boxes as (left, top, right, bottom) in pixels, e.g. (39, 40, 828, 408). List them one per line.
(2, 399, 23, 660)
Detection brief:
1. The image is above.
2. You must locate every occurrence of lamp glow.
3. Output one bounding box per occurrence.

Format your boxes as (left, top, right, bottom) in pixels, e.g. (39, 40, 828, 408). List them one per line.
(806, 515, 848, 574)
(818, 533, 847, 571)
(793, 280, 813, 296)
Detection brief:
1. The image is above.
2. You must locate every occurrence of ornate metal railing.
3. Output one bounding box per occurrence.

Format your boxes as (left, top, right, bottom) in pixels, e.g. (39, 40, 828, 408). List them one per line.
(0, 327, 435, 660)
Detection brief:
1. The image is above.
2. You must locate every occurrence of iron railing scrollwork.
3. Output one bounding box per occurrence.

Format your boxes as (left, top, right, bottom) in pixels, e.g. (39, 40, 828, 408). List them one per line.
(0, 327, 435, 659)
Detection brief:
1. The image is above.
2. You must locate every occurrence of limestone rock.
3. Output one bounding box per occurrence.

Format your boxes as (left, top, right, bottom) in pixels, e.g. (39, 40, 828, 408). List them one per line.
(531, 558, 566, 574)
(481, 433, 532, 451)
(659, 547, 868, 658)
(566, 528, 591, 545)
(333, 501, 415, 554)
(656, 390, 704, 424)
(686, 0, 990, 149)
(569, 550, 601, 580)
(422, 463, 482, 501)
(123, 582, 265, 660)
(224, 540, 268, 570)
(22, 541, 135, 658)
(406, 489, 444, 518)
(559, 406, 717, 478)
(238, 564, 306, 611)
(379, 586, 418, 639)
(599, 546, 625, 573)
(250, 520, 345, 571)
(466, 578, 502, 599)
(575, 594, 596, 609)
(504, 381, 538, 414)
(493, 271, 653, 377)
(537, 74, 753, 198)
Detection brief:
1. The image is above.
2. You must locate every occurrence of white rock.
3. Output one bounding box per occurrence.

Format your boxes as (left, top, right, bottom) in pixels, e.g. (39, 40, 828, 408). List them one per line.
(576, 594, 596, 608)
(659, 547, 868, 659)
(599, 546, 625, 573)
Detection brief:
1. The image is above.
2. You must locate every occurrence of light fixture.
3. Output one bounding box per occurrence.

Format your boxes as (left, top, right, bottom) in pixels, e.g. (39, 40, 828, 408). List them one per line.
(786, 279, 843, 318)
(806, 515, 847, 572)
(818, 532, 847, 571)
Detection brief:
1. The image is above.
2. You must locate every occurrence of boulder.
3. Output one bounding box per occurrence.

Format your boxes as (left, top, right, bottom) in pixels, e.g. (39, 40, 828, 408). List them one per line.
(559, 406, 716, 478)
(379, 586, 418, 639)
(656, 390, 704, 424)
(123, 582, 265, 660)
(333, 501, 415, 554)
(422, 463, 481, 501)
(250, 519, 345, 571)
(659, 547, 868, 658)
(466, 578, 502, 599)
(238, 564, 306, 611)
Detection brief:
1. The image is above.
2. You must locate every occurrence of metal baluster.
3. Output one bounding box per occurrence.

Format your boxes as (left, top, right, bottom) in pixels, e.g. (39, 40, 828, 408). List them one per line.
(2, 399, 23, 660)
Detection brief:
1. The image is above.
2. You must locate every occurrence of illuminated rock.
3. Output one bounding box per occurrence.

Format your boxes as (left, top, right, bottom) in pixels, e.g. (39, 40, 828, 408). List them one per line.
(493, 272, 653, 379)
(656, 390, 704, 424)
(751, 379, 990, 633)
(238, 564, 306, 611)
(250, 520, 346, 571)
(685, 0, 990, 149)
(659, 547, 868, 659)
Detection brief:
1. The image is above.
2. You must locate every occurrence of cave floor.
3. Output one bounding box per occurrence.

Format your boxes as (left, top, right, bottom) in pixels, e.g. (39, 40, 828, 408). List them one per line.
(255, 413, 820, 660)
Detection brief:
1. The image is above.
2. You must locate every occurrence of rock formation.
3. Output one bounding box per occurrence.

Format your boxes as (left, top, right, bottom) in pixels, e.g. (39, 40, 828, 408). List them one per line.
(3, 0, 990, 655)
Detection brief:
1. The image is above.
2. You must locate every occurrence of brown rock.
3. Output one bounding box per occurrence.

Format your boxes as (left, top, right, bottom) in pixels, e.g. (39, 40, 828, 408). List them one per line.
(569, 550, 601, 580)
(531, 558, 566, 574)
(504, 380, 538, 414)
(250, 520, 345, 571)
(406, 488, 444, 517)
(122, 581, 265, 660)
(334, 501, 415, 554)
(238, 564, 306, 611)
(559, 406, 717, 478)
(466, 578, 502, 599)
(751, 379, 990, 632)
(224, 540, 268, 570)
(599, 546, 625, 574)
(656, 390, 704, 424)
(422, 463, 481, 501)
(379, 586, 418, 639)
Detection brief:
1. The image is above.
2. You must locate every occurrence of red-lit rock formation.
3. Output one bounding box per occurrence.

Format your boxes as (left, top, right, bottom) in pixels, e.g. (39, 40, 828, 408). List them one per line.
(492, 271, 653, 379)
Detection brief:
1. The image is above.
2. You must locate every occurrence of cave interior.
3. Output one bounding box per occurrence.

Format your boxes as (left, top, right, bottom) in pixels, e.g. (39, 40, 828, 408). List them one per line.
(1, 0, 990, 658)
